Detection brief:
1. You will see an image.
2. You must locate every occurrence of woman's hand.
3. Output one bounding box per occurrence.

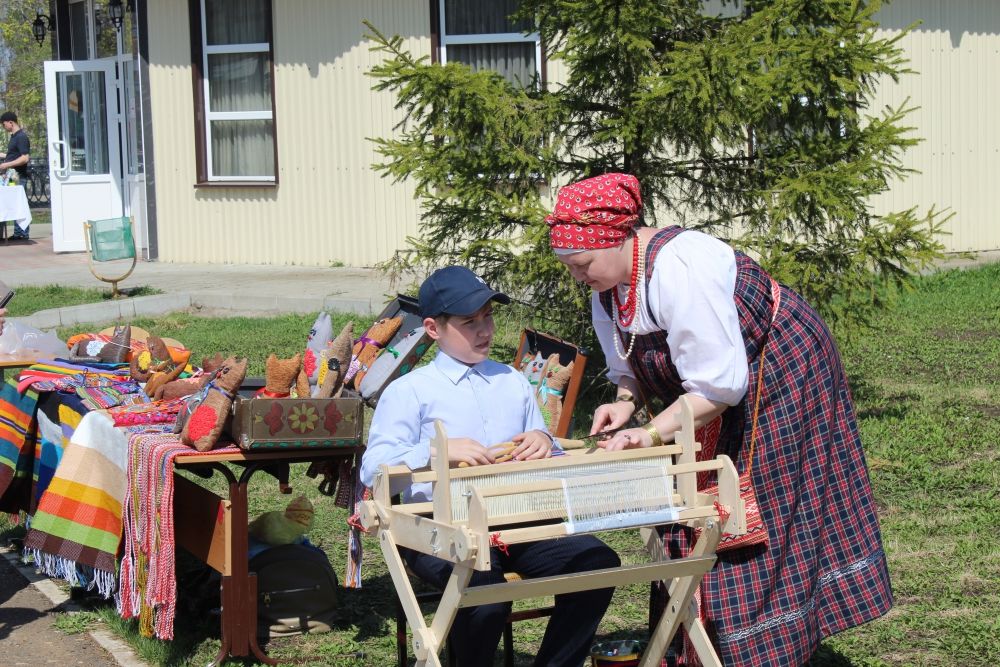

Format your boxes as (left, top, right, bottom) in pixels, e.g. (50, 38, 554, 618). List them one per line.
(510, 430, 553, 461)
(590, 400, 636, 436)
(598, 427, 656, 451)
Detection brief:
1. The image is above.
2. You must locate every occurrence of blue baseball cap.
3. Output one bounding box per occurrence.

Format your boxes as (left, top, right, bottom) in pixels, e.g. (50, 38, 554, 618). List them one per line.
(418, 266, 511, 318)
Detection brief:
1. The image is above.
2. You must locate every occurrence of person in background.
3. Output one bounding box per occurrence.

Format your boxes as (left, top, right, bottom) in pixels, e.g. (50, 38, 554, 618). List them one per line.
(547, 173, 892, 665)
(0, 111, 31, 240)
(361, 265, 620, 666)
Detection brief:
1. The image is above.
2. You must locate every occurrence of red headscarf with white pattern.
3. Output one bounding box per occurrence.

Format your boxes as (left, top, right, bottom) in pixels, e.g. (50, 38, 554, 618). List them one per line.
(545, 173, 642, 250)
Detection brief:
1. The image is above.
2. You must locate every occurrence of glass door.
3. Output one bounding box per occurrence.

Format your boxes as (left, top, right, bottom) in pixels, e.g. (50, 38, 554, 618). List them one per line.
(44, 58, 123, 253)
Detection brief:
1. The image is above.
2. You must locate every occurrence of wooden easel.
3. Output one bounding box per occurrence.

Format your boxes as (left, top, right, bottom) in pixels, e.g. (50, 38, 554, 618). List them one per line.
(361, 397, 746, 667)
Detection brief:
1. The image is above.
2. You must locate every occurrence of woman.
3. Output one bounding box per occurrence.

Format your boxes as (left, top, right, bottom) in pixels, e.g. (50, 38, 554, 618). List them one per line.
(546, 173, 892, 664)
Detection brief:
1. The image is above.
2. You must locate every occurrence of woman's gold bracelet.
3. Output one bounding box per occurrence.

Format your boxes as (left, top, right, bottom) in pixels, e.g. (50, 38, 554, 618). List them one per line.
(644, 423, 663, 447)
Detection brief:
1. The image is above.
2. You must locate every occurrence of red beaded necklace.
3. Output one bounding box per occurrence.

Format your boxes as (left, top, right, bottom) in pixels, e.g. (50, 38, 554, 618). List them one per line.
(613, 236, 641, 328)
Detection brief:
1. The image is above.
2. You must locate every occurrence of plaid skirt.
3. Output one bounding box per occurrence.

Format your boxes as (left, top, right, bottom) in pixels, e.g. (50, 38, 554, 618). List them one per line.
(606, 228, 893, 664)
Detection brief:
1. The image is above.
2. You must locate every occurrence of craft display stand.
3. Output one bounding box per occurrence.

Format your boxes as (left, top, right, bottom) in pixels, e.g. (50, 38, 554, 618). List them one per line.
(173, 445, 363, 667)
(363, 397, 746, 667)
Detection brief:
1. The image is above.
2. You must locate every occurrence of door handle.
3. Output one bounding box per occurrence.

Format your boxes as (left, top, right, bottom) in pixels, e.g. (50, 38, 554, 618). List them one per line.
(51, 140, 69, 178)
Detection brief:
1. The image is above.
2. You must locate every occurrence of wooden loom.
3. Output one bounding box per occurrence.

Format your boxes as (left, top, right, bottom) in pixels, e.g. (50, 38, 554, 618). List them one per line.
(360, 397, 746, 667)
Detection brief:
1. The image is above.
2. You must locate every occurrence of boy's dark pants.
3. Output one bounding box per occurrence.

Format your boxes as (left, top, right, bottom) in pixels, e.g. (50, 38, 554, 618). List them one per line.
(402, 535, 619, 666)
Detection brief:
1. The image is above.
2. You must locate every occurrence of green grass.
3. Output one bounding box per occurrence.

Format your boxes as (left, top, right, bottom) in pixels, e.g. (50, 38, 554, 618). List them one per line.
(3, 264, 1000, 665)
(5, 284, 161, 318)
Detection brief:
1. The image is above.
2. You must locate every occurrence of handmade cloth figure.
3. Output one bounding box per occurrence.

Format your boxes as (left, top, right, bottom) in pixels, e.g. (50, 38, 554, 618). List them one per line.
(181, 356, 247, 452)
(316, 322, 354, 399)
(129, 335, 174, 382)
(143, 348, 191, 399)
(257, 353, 302, 398)
(152, 353, 224, 402)
(67, 324, 131, 364)
(248, 494, 315, 546)
(346, 316, 402, 388)
(358, 326, 429, 401)
(538, 355, 574, 432)
(520, 351, 546, 391)
(303, 313, 334, 395)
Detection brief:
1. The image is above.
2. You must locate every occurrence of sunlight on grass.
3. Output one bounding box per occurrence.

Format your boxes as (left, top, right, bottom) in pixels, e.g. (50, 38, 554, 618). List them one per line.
(4, 263, 998, 666)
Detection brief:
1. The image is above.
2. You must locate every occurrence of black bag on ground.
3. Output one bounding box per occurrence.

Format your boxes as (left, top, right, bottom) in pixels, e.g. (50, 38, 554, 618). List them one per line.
(249, 543, 339, 638)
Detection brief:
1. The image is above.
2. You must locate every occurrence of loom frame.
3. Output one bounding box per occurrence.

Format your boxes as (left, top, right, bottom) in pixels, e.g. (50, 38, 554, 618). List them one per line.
(361, 397, 745, 667)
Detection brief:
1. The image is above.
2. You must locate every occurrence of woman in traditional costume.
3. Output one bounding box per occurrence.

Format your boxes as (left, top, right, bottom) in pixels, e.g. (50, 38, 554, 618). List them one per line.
(546, 173, 892, 664)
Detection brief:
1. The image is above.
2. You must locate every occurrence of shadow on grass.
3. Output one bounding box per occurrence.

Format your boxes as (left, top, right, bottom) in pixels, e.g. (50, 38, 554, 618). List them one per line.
(847, 373, 920, 422)
(807, 643, 858, 666)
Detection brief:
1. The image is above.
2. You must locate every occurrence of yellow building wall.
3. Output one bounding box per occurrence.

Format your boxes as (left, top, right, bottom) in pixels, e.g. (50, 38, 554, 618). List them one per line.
(873, 1, 1000, 253)
(146, 1, 998, 266)
(147, 0, 427, 266)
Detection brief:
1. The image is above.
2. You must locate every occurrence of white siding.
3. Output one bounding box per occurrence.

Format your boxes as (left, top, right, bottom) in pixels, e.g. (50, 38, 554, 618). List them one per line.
(872, 0, 1000, 253)
(147, 0, 428, 266)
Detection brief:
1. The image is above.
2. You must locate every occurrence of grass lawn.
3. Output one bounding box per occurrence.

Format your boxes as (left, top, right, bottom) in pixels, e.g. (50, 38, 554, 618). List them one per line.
(4, 284, 161, 317)
(3, 263, 999, 666)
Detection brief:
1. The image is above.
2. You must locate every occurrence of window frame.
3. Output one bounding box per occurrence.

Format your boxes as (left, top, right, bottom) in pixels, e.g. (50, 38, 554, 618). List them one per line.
(189, 0, 279, 186)
(432, 0, 545, 87)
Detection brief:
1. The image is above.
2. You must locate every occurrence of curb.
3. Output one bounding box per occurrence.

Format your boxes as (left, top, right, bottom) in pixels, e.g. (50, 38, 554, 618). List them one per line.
(0, 546, 149, 667)
(19, 291, 385, 331)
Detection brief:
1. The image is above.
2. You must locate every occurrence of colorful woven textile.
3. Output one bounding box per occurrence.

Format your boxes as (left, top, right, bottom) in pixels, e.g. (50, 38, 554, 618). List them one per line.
(15, 359, 131, 394)
(118, 431, 238, 639)
(600, 226, 892, 665)
(22, 411, 137, 597)
(0, 379, 39, 513)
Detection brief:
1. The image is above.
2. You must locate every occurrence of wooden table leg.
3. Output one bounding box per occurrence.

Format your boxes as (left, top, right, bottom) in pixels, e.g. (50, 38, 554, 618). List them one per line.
(209, 464, 278, 667)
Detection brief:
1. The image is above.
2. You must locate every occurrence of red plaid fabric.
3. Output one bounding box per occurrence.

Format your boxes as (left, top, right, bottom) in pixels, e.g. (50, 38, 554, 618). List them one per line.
(598, 226, 892, 664)
(545, 173, 642, 249)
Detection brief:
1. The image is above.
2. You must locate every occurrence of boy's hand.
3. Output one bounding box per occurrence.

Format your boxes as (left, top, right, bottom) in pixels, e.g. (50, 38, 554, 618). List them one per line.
(445, 437, 494, 467)
(509, 430, 552, 461)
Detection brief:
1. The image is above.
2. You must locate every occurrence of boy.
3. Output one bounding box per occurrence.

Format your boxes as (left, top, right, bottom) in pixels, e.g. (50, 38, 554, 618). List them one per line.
(361, 265, 619, 666)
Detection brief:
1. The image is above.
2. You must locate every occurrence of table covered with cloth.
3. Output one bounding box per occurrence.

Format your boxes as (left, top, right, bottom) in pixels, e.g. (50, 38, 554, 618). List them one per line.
(0, 185, 32, 234)
(0, 359, 365, 643)
(0, 360, 154, 593)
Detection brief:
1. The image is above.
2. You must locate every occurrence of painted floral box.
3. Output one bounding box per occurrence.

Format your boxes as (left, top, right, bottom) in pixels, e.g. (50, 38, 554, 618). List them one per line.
(228, 396, 364, 450)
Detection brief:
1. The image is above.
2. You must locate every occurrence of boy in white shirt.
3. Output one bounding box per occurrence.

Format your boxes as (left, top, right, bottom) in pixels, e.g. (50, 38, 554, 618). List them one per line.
(361, 266, 619, 666)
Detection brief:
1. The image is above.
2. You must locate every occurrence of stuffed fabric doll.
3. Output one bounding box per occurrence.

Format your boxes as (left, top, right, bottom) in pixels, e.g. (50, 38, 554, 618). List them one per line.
(538, 356, 574, 433)
(347, 316, 403, 388)
(130, 335, 173, 382)
(248, 495, 315, 546)
(257, 353, 301, 398)
(316, 322, 354, 399)
(358, 326, 428, 401)
(303, 313, 334, 396)
(154, 353, 225, 401)
(520, 351, 547, 391)
(144, 348, 192, 399)
(67, 324, 131, 364)
(181, 356, 248, 452)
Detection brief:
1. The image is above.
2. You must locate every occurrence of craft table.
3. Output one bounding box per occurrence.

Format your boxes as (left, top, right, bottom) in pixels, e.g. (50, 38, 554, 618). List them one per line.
(0, 186, 31, 241)
(0, 350, 40, 381)
(173, 445, 363, 667)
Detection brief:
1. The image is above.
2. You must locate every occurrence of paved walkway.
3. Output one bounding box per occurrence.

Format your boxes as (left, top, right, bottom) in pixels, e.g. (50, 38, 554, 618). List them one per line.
(1, 546, 144, 667)
(0, 223, 407, 329)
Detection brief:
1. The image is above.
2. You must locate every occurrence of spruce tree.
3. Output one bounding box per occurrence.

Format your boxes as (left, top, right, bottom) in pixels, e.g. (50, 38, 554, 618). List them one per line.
(366, 0, 945, 351)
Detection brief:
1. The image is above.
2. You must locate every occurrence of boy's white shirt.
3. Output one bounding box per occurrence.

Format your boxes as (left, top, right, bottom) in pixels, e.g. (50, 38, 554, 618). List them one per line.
(360, 349, 550, 502)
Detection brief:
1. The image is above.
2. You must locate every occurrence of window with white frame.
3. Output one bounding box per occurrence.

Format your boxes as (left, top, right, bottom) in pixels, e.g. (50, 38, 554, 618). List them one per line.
(438, 0, 542, 87)
(193, 0, 276, 182)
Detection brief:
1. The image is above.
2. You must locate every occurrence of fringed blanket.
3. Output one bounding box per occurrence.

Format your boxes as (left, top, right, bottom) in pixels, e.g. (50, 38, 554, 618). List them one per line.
(21, 411, 146, 597)
(118, 431, 239, 640)
(0, 379, 39, 513)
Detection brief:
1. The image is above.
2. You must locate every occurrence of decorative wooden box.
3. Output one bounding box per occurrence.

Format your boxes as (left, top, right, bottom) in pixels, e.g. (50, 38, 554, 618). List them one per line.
(227, 395, 364, 450)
